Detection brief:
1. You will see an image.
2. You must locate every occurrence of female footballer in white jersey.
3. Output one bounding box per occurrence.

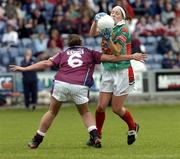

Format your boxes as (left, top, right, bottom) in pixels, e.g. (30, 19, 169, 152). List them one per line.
(10, 34, 145, 149)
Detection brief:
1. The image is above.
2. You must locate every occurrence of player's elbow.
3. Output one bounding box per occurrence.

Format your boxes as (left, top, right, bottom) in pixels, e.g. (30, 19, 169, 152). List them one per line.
(89, 31, 98, 37)
(43, 60, 53, 67)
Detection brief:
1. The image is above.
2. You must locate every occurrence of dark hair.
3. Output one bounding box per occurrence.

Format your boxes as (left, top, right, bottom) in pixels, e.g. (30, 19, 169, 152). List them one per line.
(67, 34, 82, 47)
(122, 7, 132, 21)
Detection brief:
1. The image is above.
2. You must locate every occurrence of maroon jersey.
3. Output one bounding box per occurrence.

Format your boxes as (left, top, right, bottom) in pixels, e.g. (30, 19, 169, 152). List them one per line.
(49, 46, 102, 87)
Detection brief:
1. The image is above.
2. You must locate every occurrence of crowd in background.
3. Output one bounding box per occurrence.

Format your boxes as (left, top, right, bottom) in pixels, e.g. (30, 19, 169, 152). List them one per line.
(0, 0, 179, 71)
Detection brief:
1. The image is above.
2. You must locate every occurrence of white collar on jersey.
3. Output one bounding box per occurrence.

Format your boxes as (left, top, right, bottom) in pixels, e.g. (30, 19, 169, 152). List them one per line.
(116, 20, 126, 26)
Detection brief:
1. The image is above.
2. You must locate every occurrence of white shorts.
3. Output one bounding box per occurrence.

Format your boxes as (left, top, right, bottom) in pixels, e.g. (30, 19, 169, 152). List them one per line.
(52, 80, 89, 105)
(100, 69, 134, 96)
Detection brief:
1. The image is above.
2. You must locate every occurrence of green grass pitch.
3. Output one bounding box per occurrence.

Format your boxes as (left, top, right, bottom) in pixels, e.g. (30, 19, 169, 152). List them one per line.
(0, 103, 180, 159)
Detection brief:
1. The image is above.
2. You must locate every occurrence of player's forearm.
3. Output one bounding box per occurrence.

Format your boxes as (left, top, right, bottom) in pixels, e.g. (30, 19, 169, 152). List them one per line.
(113, 55, 133, 61)
(23, 60, 52, 71)
(101, 54, 133, 62)
(89, 21, 99, 36)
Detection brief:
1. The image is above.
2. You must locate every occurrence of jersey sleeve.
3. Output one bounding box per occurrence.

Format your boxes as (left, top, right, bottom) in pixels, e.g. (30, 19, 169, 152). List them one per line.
(91, 50, 102, 64)
(113, 26, 129, 47)
(49, 52, 62, 66)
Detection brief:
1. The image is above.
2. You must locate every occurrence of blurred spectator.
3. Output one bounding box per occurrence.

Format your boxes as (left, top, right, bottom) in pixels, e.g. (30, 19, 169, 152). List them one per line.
(154, 0, 165, 15)
(136, 16, 153, 36)
(79, 0, 94, 20)
(15, 1, 26, 20)
(0, 5, 5, 18)
(21, 49, 38, 110)
(31, 8, 47, 33)
(175, 16, 180, 35)
(168, 35, 180, 54)
(174, 53, 180, 69)
(47, 28, 64, 50)
(33, 32, 48, 53)
(97, 0, 111, 14)
(2, 22, 19, 47)
(152, 14, 166, 35)
(38, 0, 55, 21)
(4, 0, 17, 18)
(166, 18, 180, 36)
(51, 14, 63, 32)
(161, 2, 175, 25)
(56, 0, 70, 13)
(144, 15, 154, 35)
(131, 0, 144, 16)
(65, 2, 80, 33)
(18, 18, 34, 39)
(66, 2, 80, 21)
(161, 50, 176, 69)
(141, 0, 156, 16)
(79, 11, 92, 36)
(53, 4, 64, 17)
(45, 39, 61, 57)
(157, 33, 173, 54)
(174, 1, 180, 17)
(86, 0, 98, 13)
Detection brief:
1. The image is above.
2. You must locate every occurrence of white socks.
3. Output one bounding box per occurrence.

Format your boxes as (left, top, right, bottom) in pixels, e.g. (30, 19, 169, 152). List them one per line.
(88, 125, 97, 133)
(37, 130, 46, 136)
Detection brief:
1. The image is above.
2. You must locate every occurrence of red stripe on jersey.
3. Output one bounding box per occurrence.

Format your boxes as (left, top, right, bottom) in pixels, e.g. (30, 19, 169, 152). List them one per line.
(122, 27, 128, 33)
(126, 43, 131, 55)
(116, 34, 127, 43)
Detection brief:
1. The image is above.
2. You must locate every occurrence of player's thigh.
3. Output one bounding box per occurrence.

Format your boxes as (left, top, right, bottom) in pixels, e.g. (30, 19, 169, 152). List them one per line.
(76, 103, 89, 116)
(111, 94, 128, 107)
(49, 96, 63, 115)
(97, 92, 112, 111)
(111, 94, 128, 114)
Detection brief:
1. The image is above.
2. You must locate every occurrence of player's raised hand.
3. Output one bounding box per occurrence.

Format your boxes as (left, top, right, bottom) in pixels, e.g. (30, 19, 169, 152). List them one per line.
(94, 12, 107, 22)
(9, 65, 25, 72)
(132, 53, 147, 62)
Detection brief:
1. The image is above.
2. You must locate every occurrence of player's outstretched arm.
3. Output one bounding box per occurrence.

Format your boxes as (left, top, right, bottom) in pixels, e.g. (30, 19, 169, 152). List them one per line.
(9, 60, 54, 72)
(101, 53, 147, 62)
(89, 21, 99, 37)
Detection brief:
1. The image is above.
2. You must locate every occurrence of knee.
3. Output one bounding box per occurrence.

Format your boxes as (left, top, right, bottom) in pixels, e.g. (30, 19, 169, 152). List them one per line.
(49, 109, 58, 117)
(96, 104, 106, 113)
(112, 105, 124, 115)
(79, 109, 89, 116)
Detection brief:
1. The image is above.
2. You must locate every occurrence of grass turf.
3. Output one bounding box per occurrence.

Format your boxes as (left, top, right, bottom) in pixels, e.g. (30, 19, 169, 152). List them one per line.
(0, 103, 180, 159)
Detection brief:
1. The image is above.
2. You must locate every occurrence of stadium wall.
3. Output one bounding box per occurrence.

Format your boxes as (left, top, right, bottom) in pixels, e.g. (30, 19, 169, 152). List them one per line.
(0, 69, 180, 106)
